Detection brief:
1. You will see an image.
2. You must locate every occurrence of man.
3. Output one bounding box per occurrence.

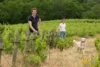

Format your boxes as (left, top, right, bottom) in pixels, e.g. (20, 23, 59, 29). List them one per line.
(28, 8, 41, 34)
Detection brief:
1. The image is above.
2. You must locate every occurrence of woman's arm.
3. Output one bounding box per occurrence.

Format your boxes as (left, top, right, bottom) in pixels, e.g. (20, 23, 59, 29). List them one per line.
(56, 24, 60, 32)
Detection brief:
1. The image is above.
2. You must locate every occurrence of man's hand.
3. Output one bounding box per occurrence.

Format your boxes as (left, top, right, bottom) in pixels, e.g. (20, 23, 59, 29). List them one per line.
(34, 30, 38, 33)
(34, 30, 40, 35)
(29, 21, 38, 34)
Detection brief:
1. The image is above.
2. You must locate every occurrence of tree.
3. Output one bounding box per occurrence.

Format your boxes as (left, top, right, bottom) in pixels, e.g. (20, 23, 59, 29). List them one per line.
(0, 0, 100, 24)
(83, 4, 100, 19)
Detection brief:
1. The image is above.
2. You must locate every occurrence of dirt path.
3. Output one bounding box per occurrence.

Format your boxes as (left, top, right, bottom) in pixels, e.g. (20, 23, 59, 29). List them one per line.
(41, 37, 98, 67)
(1, 51, 22, 67)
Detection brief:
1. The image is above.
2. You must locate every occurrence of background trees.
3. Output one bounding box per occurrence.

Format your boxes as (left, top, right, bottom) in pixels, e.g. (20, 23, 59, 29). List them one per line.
(0, 0, 100, 24)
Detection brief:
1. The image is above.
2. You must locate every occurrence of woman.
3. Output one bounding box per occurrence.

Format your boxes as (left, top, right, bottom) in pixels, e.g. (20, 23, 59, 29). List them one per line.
(57, 18, 66, 39)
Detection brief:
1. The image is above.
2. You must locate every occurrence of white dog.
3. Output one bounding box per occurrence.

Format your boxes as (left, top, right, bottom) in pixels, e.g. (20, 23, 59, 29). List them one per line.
(73, 38, 86, 54)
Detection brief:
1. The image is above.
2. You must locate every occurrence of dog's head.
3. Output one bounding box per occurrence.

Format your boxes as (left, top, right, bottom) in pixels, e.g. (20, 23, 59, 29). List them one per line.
(81, 38, 86, 42)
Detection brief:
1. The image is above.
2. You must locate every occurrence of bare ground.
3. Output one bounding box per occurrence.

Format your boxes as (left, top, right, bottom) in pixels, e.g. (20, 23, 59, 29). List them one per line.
(1, 51, 22, 67)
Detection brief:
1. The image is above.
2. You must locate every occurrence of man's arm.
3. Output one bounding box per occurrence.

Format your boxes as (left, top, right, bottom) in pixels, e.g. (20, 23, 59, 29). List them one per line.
(38, 18, 41, 29)
(28, 21, 37, 33)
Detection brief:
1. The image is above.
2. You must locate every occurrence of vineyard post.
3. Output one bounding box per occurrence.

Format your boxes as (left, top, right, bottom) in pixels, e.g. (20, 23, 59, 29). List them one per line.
(53, 31, 56, 48)
(42, 31, 45, 39)
(22, 32, 30, 67)
(47, 32, 50, 60)
(12, 33, 19, 67)
(47, 32, 50, 45)
(23, 32, 30, 53)
(55, 31, 58, 43)
(0, 37, 3, 67)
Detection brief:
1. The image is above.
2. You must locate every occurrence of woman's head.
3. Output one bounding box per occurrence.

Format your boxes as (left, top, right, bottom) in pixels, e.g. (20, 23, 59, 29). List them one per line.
(62, 18, 65, 23)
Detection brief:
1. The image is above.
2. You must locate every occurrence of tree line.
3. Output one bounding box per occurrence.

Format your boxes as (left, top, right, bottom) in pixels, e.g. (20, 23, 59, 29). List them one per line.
(0, 0, 100, 24)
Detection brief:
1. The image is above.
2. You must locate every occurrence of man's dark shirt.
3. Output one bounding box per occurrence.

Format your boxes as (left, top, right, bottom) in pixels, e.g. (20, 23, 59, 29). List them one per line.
(28, 15, 40, 32)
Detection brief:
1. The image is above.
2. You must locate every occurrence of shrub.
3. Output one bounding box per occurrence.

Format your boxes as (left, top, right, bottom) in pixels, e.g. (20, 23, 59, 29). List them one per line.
(56, 38, 66, 51)
(28, 54, 41, 67)
(65, 37, 74, 48)
(95, 38, 100, 52)
(34, 36, 47, 61)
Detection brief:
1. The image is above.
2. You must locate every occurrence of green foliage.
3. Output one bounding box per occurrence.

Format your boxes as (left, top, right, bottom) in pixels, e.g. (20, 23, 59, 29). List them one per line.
(40, 20, 100, 37)
(34, 37, 47, 61)
(56, 38, 66, 51)
(93, 38, 100, 67)
(1, 19, 100, 53)
(1, 19, 100, 54)
(27, 33, 48, 66)
(0, 24, 5, 35)
(65, 37, 73, 48)
(0, 0, 100, 24)
(90, 54, 100, 67)
(47, 30, 57, 48)
(83, 2, 100, 19)
(4, 43, 13, 54)
(28, 54, 41, 67)
(19, 32, 26, 51)
(56, 37, 73, 51)
(2, 28, 14, 54)
(95, 38, 100, 52)
(1, 19, 100, 66)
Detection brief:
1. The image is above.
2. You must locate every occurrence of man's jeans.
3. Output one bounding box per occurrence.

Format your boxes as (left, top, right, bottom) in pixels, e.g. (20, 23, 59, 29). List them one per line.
(60, 31, 66, 39)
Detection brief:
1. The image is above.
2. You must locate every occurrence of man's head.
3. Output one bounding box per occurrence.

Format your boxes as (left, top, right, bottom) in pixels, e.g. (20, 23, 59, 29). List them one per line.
(31, 8, 37, 16)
